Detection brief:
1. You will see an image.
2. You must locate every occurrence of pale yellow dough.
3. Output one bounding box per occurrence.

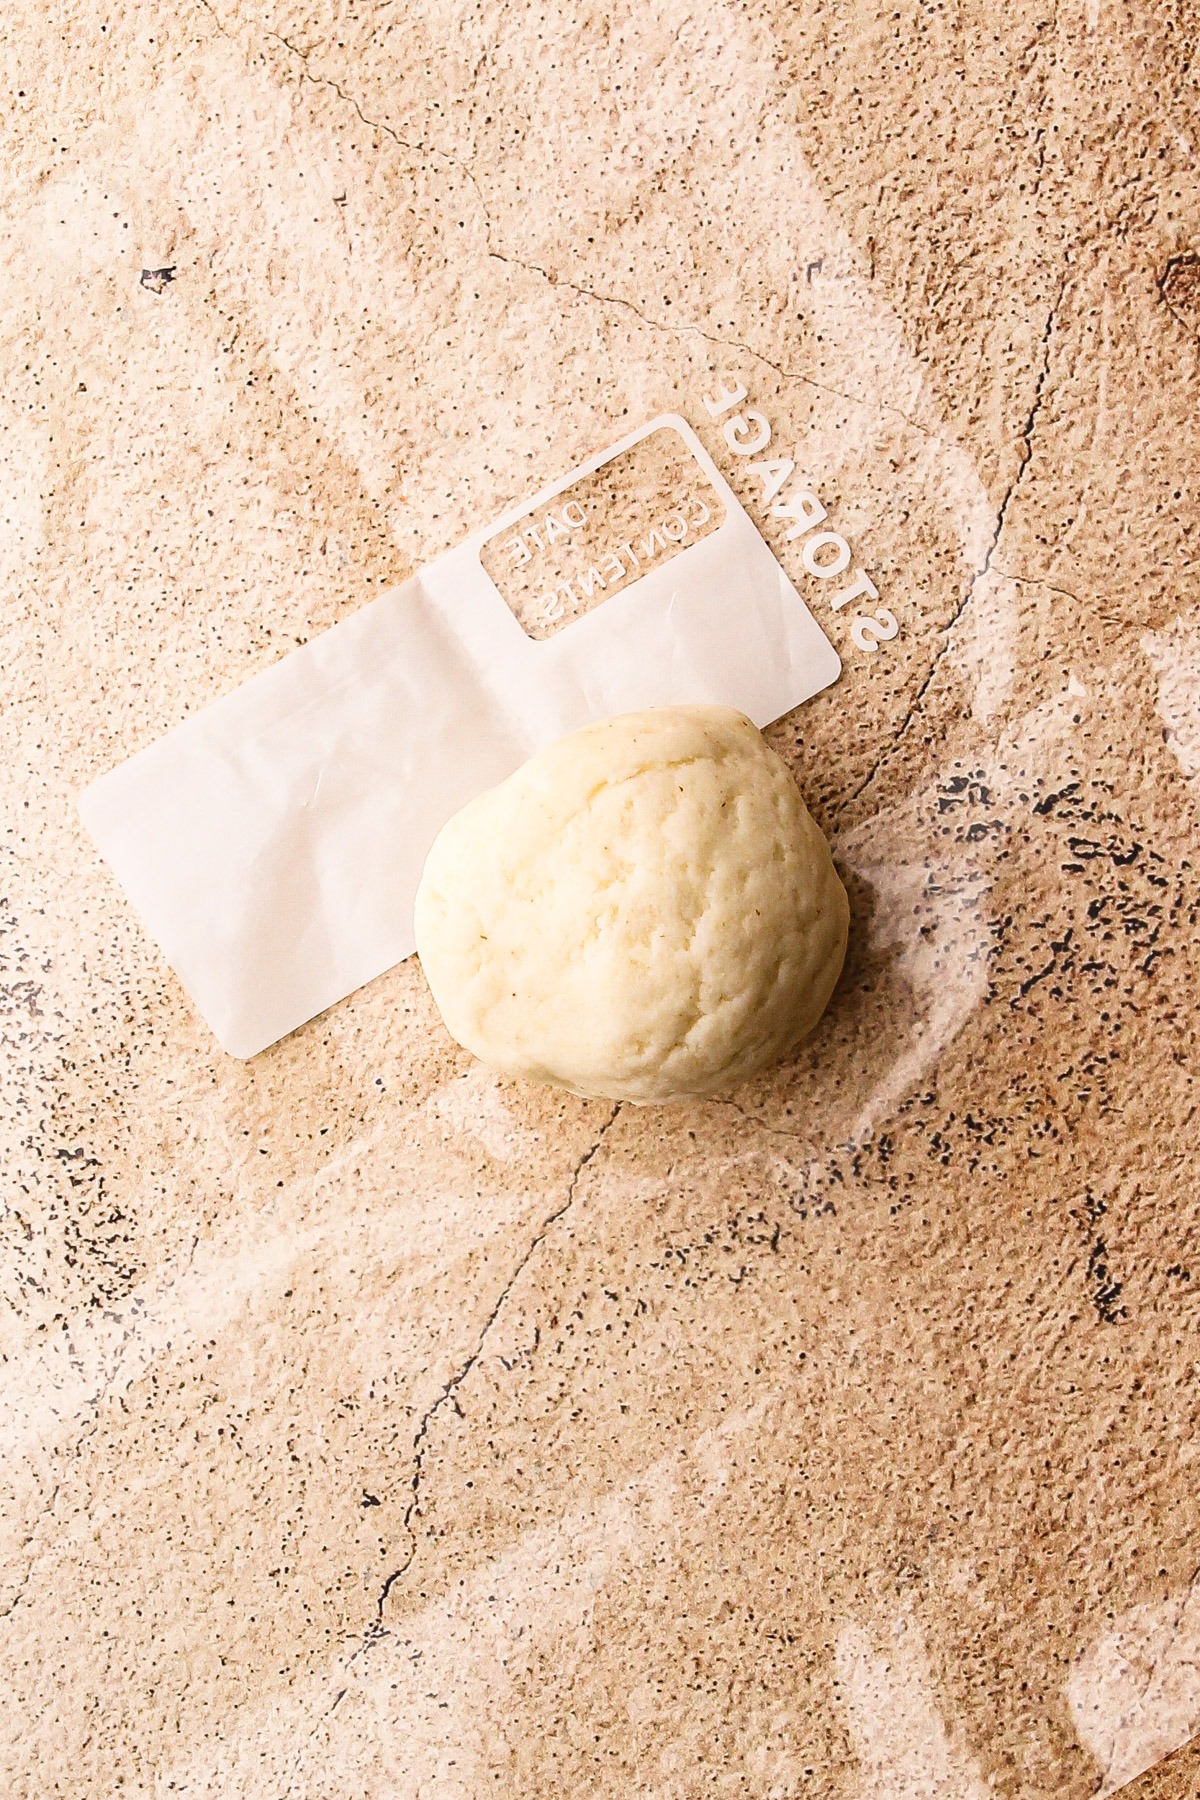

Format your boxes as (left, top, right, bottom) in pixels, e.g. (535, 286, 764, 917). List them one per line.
(413, 706, 849, 1103)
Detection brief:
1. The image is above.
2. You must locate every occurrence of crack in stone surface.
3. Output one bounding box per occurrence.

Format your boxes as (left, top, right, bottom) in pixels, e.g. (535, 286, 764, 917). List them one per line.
(485, 247, 930, 435)
(710, 1095, 813, 1141)
(254, 28, 932, 439)
(991, 566, 1082, 604)
(263, 27, 486, 199)
(194, 0, 232, 40)
(0, 1483, 61, 1623)
(847, 257, 1072, 813)
(368, 1103, 622, 1633)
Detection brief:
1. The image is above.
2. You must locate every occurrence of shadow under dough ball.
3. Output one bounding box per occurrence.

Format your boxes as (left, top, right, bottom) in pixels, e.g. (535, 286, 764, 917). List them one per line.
(413, 705, 849, 1104)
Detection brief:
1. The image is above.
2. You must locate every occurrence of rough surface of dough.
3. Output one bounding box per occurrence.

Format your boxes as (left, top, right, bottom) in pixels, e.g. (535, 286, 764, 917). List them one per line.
(413, 706, 850, 1103)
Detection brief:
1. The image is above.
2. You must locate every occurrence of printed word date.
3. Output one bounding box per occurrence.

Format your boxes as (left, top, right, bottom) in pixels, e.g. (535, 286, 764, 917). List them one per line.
(499, 499, 589, 567)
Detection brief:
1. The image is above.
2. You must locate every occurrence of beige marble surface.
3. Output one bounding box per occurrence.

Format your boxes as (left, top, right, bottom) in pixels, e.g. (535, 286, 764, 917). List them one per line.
(2, 0, 1200, 1793)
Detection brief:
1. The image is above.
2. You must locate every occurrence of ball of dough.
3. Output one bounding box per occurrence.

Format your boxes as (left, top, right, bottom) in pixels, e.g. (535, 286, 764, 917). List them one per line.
(413, 705, 849, 1103)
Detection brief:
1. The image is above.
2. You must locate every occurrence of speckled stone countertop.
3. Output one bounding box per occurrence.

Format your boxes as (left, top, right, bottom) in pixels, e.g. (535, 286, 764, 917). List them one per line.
(2, 1, 1199, 1794)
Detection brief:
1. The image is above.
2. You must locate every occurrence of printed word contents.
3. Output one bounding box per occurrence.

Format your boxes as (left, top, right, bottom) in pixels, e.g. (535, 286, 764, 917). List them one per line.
(503, 495, 715, 625)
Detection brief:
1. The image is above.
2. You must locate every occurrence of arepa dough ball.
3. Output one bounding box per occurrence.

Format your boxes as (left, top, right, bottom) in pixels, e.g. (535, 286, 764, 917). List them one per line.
(413, 705, 849, 1104)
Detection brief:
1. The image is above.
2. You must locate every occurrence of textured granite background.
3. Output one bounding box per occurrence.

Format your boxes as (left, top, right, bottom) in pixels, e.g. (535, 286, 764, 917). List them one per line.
(2, 0, 1199, 1793)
